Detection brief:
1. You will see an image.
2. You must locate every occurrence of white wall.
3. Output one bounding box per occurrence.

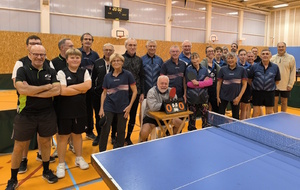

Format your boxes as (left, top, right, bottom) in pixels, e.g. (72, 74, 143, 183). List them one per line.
(0, 0, 272, 46)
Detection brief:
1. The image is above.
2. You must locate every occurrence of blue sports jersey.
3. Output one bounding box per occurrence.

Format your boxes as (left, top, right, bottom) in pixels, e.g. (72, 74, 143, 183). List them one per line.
(102, 69, 136, 113)
(248, 62, 281, 91)
(185, 65, 209, 104)
(161, 59, 186, 98)
(141, 54, 163, 96)
(218, 65, 247, 101)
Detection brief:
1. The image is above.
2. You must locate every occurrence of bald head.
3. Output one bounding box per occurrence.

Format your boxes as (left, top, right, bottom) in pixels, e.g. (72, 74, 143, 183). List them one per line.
(277, 42, 287, 56)
(29, 45, 46, 69)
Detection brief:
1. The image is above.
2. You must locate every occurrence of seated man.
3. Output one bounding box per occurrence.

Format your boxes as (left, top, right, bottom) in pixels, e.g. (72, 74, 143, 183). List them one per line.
(139, 75, 183, 142)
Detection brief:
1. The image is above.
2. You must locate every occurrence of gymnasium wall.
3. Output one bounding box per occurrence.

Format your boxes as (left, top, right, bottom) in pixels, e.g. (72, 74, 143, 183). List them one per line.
(269, 47, 300, 68)
(0, 30, 265, 75)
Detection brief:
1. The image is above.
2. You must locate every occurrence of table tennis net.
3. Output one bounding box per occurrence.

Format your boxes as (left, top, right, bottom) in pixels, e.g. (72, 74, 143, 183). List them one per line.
(208, 112, 300, 157)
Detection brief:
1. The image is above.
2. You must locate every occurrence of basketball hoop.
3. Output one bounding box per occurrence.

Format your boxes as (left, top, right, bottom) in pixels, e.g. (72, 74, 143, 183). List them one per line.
(210, 34, 218, 43)
(116, 30, 124, 40)
(111, 27, 129, 40)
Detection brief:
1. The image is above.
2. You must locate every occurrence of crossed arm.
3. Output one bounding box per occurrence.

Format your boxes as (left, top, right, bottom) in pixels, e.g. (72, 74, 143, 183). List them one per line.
(60, 80, 91, 96)
(16, 81, 61, 98)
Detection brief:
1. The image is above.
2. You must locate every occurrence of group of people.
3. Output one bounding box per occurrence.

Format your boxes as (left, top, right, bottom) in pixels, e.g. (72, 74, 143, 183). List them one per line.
(6, 33, 296, 190)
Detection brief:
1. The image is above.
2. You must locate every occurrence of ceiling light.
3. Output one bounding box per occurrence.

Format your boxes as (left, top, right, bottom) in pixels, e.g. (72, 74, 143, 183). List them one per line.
(273, 4, 288, 8)
(227, 12, 238, 15)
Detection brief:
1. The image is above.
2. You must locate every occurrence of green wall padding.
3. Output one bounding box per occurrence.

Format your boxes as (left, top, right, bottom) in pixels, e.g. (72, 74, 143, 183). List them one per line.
(0, 109, 37, 153)
(0, 74, 14, 89)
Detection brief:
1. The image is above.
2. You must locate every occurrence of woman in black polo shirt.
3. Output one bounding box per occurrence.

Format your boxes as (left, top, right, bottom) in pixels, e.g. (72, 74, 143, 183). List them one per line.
(99, 53, 137, 152)
(217, 52, 247, 119)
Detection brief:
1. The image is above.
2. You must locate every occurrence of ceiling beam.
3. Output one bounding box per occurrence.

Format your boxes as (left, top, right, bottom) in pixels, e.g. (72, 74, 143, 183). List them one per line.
(246, 0, 276, 6)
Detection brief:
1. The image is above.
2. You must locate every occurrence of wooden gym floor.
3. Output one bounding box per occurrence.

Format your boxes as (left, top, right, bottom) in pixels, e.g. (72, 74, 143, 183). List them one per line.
(0, 90, 300, 190)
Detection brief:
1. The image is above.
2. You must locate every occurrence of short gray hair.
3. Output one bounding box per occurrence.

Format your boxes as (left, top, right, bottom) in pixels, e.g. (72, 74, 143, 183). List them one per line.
(58, 38, 71, 49)
(226, 52, 238, 60)
(157, 75, 169, 83)
(125, 38, 137, 46)
(103, 43, 114, 50)
(182, 40, 192, 47)
(146, 40, 157, 46)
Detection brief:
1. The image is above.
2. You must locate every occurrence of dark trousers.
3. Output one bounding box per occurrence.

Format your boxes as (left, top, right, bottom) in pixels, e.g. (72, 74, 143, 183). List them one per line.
(92, 91, 101, 137)
(218, 99, 240, 120)
(209, 96, 219, 113)
(99, 112, 127, 152)
(208, 91, 218, 113)
(188, 103, 209, 130)
(125, 94, 140, 139)
(92, 91, 118, 138)
(85, 89, 94, 134)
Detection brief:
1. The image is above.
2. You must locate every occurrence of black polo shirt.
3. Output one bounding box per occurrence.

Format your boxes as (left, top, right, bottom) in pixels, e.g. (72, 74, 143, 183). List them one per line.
(16, 64, 58, 115)
(161, 58, 186, 98)
(52, 54, 67, 72)
(102, 69, 136, 113)
(218, 65, 247, 101)
(57, 67, 91, 118)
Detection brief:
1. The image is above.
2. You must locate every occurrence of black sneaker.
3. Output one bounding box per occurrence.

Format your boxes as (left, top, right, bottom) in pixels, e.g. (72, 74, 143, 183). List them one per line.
(36, 152, 56, 163)
(111, 136, 117, 145)
(86, 132, 96, 140)
(188, 126, 197, 131)
(42, 170, 58, 184)
(92, 136, 100, 146)
(125, 138, 133, 146)
(6, 178, 18, 190)
(18, 158, 28, 174)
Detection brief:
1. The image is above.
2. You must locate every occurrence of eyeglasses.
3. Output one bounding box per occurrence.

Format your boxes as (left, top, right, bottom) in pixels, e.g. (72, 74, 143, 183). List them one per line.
(104, 49, 114, 52)
(30, 52, 46, 57)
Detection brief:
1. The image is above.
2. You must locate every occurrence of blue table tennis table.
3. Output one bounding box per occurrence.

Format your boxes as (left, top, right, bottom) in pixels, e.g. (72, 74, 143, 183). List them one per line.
(91, 112, 300, 190)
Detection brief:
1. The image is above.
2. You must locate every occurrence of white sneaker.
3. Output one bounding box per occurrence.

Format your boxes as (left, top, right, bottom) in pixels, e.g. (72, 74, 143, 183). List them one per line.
(56, 163, 65, 178)
(75, 157, 89, 170)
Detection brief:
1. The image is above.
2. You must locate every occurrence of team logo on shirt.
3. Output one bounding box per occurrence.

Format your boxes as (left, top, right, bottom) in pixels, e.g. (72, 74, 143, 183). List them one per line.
(114, 79, 120, 82)
(44, 74, 51, 80)
(67, 76, 72, 80)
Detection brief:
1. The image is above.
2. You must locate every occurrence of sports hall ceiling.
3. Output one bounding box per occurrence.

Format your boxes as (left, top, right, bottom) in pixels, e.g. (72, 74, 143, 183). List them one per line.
(195, 0, 300, 12)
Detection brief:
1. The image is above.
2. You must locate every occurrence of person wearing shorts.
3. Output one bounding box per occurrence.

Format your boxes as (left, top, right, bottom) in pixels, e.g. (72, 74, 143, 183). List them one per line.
(270, 42, 296, 112)
(6, 45, 60, 190)
(248, 49, 281, 117)
(56, 48, 91, 179)
(139, 76, 183, 142)
(237, 49, 252, 120)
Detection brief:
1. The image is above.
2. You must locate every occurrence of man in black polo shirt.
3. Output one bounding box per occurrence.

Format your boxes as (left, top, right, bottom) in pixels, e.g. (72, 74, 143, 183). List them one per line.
(11, 35, 55, 174)
(6, 45, 60, 189)
(161, 45, 187, 101)
(78, 33, 100, 140)
(52, 38, 74, 72)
